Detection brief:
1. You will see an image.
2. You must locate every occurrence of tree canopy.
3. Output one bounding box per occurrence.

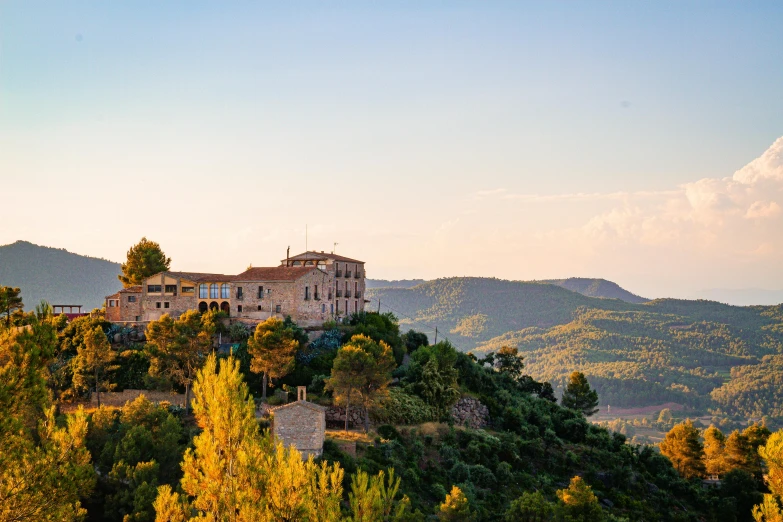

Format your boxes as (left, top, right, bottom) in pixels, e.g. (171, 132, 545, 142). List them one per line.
(248, 316, 300, 400)
(660, 420, 706, 479)
(561, 371, 599, 417)
(119, 238, 171, 288)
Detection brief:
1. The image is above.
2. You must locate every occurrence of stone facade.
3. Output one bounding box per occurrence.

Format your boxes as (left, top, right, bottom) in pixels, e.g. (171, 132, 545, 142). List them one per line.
(105, 286, 143, 323)
(104, 251, 367, 327)
(272, 387, 326, 458)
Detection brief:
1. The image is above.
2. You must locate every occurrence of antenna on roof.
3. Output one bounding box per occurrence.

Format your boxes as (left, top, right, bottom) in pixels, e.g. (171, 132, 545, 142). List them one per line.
(333, 242, 338, 254)
(286, 246, 290, 265)
(306, 224, 308, 254)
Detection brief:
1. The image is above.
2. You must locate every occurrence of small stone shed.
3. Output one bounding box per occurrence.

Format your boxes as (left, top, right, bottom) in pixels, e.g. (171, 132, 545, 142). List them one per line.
(272, 387, 326, 458)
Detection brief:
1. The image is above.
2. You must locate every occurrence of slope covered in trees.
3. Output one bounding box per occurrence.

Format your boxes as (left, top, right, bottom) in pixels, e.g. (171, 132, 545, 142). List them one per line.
(0, 240, 121, 309)
(542, 277, 649, 304)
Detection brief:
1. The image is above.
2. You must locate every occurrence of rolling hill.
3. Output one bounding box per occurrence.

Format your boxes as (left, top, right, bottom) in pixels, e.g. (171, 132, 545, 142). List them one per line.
(0, 240, 121, 309)
(368, 277, 783, 419)
(543, 277, 649, 303)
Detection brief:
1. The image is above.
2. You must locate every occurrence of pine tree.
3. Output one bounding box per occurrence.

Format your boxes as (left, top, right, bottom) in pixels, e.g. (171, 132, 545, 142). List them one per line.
(505, 491, 555, 521)
(723, 430, 752, 473)
(660, 420, 706, 479)
(247, 317, 299, 400)
(439, 486, 472, 521)
(753, 430, 783, 522)
(146, 311, 213, 412)
(555, 476, 603, 522)
(348, 469, 410, 522)
(703, 425, 727, 476)
(75, 326, 116, 407)
(327, 334, 395, 432)
(0, 285, 23, 327)
(119, 237, 171, 287)
(153, 354, 344, 522)
(561, 372, 599, 417)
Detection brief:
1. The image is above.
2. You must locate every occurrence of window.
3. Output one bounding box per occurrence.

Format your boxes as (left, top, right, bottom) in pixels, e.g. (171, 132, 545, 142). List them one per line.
(275, 305, 281, 313)
(345, 300, 348, 314)
(199, 284, 208, 298)
(128, 295, 136, 302)
(164, 302, 170, 309)
(165, 285, 177, 294)
(135, 316, 140, 321)
(292, 260, 302, 266)
(314, 285, 319, 299)
(148, 285, 162, 293)
(257, 286, 264, 298)
(322, 304, 326, 313)
(210, 283, 219, 299)
(182, 286, 194, 294)
(156, 302, 161, 309)
(221, 283, 230, 299)
(354, 300, 358, 313)
(330, 303, 334, 314)
(304, 286, 310, 300)
(238, 305, 243, 313)
(258, 305, 262, 311)
(236, 286, 243, 299)
(108, 300, 116, 307)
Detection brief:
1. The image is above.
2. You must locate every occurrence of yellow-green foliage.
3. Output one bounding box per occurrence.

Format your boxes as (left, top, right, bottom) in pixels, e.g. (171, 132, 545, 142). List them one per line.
(451, 314, 489, 338)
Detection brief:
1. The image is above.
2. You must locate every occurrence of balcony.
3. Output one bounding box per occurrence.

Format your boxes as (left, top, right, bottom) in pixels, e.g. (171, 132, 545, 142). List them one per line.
(335, 270, 343, 277)
(345, 271, 352, 278)
(355, 291, 362, 298)
(314, 294, 321, 300)
(328, 293, 333, 300)
(354, 272, 361, 279)
(345, 291, 352, 298)
(336, 290, 343, 298)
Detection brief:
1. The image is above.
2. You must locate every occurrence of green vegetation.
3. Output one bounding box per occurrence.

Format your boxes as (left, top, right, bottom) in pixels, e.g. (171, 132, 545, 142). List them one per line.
(561, 372, 599, 417)
(118, 237, 171, 288)
(248, 316, 300, 399)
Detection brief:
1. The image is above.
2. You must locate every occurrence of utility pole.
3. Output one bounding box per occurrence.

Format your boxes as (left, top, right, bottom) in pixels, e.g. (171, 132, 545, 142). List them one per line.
(377, 299, 381, 313)
(434, 327, 438, 344)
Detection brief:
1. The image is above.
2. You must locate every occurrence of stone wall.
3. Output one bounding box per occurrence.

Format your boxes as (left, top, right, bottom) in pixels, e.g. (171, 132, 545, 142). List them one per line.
(325, 405, 365, 429)
(450, 397, 490, 429)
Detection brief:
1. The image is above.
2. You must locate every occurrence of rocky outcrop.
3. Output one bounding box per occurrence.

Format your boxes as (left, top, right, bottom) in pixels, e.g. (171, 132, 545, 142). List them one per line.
(450, 397, 489, 429)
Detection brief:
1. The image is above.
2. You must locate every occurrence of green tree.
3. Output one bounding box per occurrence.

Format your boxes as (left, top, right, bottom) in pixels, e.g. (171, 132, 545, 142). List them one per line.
(348, 468, 410, 522)
(152, 354, 344, 522)
(505, 491, 555, 521)
(410, 342, 461, 419)
(723, 430, 752, 474)
(0, 323, 95, 521)
(495, 345, 525, 380)
(0, 285, 23, 327)
(439, 485, 472, 521)
(561, 372, 599, 417)
(753, 430, 783, 522)
(327, 334, 395, 432)
(248, 317, 299, 400)
(703, 425, 727, 476)
(146, 311, 213, 412)
(659, 420, 706, 479)
(74, 326, 116, 407)
(119, 237, 171, 288)
(555, 476, 603, 522)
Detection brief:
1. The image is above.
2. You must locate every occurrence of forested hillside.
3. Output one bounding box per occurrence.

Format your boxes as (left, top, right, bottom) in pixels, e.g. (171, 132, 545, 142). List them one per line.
(0, 240, 120, 309)
(368, 278, 783, 421)
(543, 277, 649, 303)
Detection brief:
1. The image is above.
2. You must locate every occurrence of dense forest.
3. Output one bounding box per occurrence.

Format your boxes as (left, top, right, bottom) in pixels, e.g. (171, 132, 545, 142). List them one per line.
(6, 285, 783, 521)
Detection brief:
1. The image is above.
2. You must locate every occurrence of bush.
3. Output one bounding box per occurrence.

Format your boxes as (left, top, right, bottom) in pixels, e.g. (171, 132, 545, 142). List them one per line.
(371, 388, 437, 425)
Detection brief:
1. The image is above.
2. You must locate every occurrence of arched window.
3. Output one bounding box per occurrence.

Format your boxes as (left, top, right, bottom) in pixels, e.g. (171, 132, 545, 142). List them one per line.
(292, 260, 302, 266)
(221, 283, 230, 299)
(209, 301, 219, 311)
(199, 284, 208, 299)
(198, 302, 208, 313)
(210, 283, 219, 299)
(220, 301, 230, 314)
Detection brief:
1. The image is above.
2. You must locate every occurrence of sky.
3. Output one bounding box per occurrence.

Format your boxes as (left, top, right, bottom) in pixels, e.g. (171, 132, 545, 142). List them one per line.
(1, 1, 782, 301)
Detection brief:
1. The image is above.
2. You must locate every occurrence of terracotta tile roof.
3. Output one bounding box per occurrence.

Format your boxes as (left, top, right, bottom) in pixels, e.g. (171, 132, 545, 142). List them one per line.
(270, 400, 326, 413)
(105, 292, 120, 300)
(163, 271, 235, 282)
(119, 286, 142, 293)
(234, 266, 318, 282)
(284, 251, 365, 264)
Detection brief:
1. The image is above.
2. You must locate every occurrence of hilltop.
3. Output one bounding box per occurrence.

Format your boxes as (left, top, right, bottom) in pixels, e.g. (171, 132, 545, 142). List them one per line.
(542, 277, 649, 303)
(0, 240, 121, 309)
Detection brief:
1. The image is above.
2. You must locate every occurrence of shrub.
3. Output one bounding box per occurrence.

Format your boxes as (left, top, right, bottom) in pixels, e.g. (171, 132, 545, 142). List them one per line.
(372, 388, 437, 425)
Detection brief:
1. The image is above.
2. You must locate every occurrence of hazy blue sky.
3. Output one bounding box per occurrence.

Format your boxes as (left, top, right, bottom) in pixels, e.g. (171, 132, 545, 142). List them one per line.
(2, 1, 782, 299)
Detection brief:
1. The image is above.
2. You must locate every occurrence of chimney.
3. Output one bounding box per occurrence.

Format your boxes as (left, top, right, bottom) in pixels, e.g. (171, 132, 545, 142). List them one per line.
(286, 246, 290, 266)
(297, 386, 307, 402)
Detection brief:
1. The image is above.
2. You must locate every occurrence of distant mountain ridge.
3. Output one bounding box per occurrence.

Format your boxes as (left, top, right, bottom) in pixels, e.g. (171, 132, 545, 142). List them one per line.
(542, 277, 649, 303)
(0, 240, 121, 309)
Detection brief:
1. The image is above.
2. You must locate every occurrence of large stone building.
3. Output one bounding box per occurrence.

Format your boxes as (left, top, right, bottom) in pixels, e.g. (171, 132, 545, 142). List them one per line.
(104, 251, 367, 327)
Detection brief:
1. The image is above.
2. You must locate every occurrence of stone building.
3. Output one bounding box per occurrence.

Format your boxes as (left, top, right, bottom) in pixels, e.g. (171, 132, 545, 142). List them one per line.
(105, 286, 142, 322)
(282, 251, 367, 317)
(104, 250, 367, 327)
(272, 387, 326, 458)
